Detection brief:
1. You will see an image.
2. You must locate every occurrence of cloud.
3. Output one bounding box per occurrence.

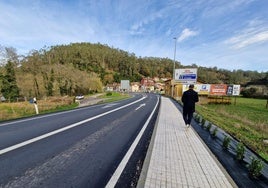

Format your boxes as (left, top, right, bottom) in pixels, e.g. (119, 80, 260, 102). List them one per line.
(0, 0, 267, 72)
(226, 31, 268, 49)
(225, 20, 268, 49)
(129, 11, 163, 35)
(177, 28, 198, 42)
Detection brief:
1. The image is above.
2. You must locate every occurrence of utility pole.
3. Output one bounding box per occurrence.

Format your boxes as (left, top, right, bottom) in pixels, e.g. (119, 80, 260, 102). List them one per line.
(172, 37, 177, 97)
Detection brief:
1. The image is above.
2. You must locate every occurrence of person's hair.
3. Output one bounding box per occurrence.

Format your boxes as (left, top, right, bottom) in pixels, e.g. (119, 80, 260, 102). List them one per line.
(189, 84, 194, 89)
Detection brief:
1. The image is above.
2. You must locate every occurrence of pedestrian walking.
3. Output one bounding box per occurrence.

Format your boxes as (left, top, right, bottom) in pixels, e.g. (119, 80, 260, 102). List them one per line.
(181, 84, 199, 127)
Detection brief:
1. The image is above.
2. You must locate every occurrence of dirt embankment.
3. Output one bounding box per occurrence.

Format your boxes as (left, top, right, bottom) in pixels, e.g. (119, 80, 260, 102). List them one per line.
(77, 94, 105, 107)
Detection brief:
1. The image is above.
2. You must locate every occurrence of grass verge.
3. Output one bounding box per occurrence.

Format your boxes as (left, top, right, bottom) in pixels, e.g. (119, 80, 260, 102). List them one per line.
(196, 97, 268, 161)
(0, 92, 130, 122)
(100, 92, 130, 103)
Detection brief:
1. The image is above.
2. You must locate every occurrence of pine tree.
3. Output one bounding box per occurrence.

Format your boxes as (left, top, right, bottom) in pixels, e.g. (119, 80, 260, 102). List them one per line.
(1, 61, 20, 101)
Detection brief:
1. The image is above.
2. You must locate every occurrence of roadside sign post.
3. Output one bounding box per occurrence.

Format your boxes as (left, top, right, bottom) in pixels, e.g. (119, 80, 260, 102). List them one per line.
(33, 97, 39, 114)
(266, 96, 268, 108)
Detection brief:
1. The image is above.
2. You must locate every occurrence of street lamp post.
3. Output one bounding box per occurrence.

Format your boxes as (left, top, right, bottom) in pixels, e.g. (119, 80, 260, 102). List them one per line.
(172, 37, 177, 97)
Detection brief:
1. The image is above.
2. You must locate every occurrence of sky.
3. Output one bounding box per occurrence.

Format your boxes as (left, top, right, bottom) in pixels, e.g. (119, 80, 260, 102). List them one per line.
(0, 0, 268, 72)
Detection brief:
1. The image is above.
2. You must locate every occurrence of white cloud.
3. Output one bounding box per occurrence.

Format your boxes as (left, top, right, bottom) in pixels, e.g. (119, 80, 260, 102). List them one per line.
(129, 10, 163, 35)
(227, 31, 268, 49)
(225, 19, 268, 49)
(0, 0, 267, 72)
(177, 28, 198, 42)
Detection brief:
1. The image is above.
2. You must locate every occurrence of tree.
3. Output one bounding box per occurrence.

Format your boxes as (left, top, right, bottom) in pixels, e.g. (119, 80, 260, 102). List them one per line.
(103, 73, 114, 85)
(42, 69, 54, 96)
(5, 47, 18, 63)
(0, 46, 19, 66)
(241, 87, 257, 98)
(1, 61, 20, 101)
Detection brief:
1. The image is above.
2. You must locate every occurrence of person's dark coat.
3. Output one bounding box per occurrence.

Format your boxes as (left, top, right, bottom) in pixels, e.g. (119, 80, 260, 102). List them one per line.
(181, 89, 199, 113)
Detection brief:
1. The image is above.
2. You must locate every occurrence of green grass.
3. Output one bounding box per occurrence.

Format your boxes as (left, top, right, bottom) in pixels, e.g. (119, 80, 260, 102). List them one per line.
(100, 92, 130, 103)
(41, 103, 79, 114)
(196, 97, 268, 160)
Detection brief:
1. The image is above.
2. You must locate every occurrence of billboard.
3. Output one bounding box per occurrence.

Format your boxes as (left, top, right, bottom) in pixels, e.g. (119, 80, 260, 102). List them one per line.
(182, 84, 240, 96)
(226, 85, 233, 95)
(197, 84, 211, 95)
(210, 84, 227, 95)
(175, 68, 197, 84)
(182, 84, 210, 95)
(232, 85, 241, 96)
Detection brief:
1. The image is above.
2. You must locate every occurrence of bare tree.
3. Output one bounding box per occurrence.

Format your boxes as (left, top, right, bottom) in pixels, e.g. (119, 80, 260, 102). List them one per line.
(0, 45, 19, 66)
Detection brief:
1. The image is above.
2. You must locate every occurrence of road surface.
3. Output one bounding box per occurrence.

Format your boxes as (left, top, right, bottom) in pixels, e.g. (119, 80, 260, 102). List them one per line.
(0, 93, 160, 187)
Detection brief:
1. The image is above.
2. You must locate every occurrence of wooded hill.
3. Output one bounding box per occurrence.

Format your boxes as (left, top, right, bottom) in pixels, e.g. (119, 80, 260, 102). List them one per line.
(0, 42, 267, 100)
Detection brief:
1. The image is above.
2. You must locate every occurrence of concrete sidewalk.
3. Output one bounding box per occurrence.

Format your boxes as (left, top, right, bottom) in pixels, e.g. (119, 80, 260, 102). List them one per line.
(138, 96, 237, 188)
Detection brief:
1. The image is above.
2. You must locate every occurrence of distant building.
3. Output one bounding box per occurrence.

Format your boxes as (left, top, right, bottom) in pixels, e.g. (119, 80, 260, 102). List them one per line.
(155, 82, 165, 93)
(141, 77, 155, 92)
(131, 82, 140, 92)
(105, 83, 120, 92)
(153, 77, 160, 82)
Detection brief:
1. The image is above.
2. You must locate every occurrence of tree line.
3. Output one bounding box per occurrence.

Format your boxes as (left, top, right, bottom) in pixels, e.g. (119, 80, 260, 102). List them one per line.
(0, 43, 267, 101)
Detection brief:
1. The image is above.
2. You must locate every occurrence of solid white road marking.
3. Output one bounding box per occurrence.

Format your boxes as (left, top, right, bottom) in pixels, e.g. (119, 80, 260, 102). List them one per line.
(0, 97, 146, 156)
(0, 103, 101, 127)
(102, 103, 119, 109)
(105, 96, 159, 188)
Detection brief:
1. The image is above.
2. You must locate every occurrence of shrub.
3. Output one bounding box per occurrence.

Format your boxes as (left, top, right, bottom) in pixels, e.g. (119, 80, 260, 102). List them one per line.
(206, 122, 212, 132)
(211, 127, 218, 138)
(106, 92, 113, 96)
(223, 136, 231, 150)
(236, 142, 245, 161)
(241, 87, 257, 98)
(201, 118, 206, 127)
(195, 114, 201, 123)
(248, 157, 264, 179)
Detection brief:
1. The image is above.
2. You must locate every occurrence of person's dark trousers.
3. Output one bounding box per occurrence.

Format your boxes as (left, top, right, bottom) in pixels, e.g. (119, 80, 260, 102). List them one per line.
(183, 110, 193, 125)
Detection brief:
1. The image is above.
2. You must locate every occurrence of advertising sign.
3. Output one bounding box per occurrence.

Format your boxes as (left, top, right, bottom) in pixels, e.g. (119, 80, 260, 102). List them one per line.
(232, 85, 241, 96)
(226, 85, 233, 95)
(197, 84, 211, 95)
(182, 84, 240, 96)
(210, 84, 227, 95)
(182, 84, 197, 92)
(175, 68, 197, 84)
(182, 84, 210, 95)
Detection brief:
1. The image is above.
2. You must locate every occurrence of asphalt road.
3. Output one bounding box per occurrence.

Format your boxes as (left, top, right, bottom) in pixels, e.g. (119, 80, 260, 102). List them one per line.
(0, 93, 160, 188)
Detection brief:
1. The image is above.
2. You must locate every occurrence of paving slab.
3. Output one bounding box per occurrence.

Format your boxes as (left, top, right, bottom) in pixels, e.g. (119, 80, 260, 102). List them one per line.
(138, 96, 237, 188)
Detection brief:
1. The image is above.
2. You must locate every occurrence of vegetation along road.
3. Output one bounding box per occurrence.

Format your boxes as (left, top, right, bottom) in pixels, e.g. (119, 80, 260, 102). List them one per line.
(196, 97, 268, 160)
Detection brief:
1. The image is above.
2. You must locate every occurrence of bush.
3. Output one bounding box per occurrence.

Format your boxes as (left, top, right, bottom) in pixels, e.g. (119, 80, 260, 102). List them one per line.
(206, 122, 212, 132)
(195, 114, 201, 123)
(106, 92, 113, 96)
(211, 127, 218, 138)
(241, 88, 257, 98)
(248, 157, 264, 179)
(201, 118, 206, 127)
(236, 142, 245, 161)
(223, 136, 231, 150)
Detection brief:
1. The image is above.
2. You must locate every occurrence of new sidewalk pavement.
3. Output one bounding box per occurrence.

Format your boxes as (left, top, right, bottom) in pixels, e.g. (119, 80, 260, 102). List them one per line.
(138, 96, 237, 188)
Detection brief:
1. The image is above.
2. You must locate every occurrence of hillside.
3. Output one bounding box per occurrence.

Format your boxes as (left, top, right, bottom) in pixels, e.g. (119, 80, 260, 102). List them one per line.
(0, 42, 267, 100)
